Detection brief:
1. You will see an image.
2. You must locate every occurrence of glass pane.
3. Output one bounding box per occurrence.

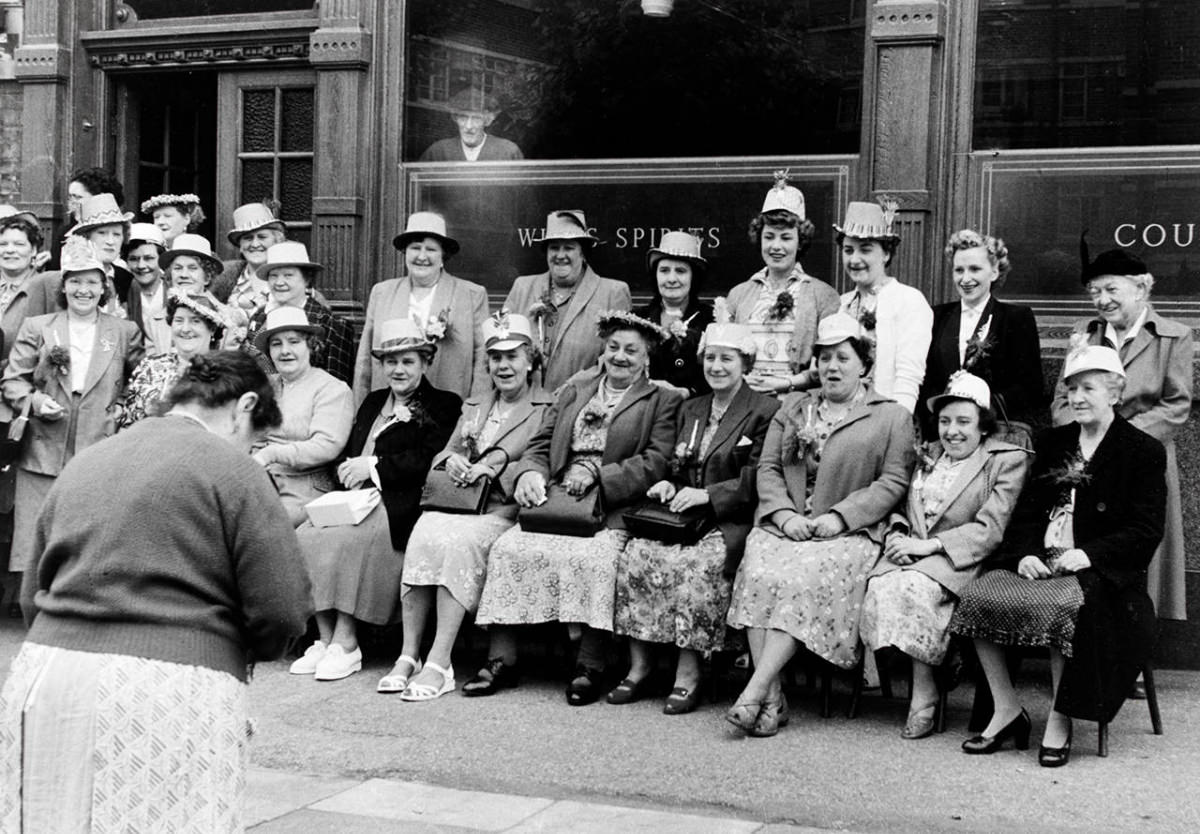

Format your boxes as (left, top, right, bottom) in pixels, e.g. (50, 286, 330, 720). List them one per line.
(138, 99, 165, 165)
(280, 88, 315, 152)
(974, 0, 1200, 149)
(279, 158, 313, 222)
(240, 159, 275, 205)
(168, 105, 197, 169)
(242, 89, 276, 153)
(404, 0, 864, 160)
(123, 1, 315, 19)
(138, 167, 166, 204)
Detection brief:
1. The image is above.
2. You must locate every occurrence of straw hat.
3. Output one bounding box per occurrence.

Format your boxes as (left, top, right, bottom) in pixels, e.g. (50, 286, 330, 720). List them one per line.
(371, 318, 438, 359)
(927, 371, 992, 415)
(159, 233, 223, 273)
(1063, 345, 1126, 381)
(647, 231, 706, 273)
(392, 211, 460, 256)
(833, 200, 900, 241)
(59, 237, 106, 277)
(760, 170, 806, 219)
(698, 322, 757, 358)
(541, 210, 599, 247)
(227, 202, 287, 246)
(0, 204, 38, 228)
(254, 306, 324, 354)
(482, 311, 534, 352)
(596, 309, 669, 344)
(255, 241, 324, 280)
(140, 193, 201, 215)
(813, 312, 865, 347)
(68, 193, 134, 236)
(127, 222, 166, 250)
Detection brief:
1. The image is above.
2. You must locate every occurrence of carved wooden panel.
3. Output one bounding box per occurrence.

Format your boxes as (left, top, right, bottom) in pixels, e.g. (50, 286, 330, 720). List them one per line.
(312, 215, 359, 301)
(871, 46, 934, 192)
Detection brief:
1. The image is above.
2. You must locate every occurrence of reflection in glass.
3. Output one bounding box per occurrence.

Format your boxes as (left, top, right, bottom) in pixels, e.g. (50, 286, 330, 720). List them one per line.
(120, 1, 314, 20)
(974, 0, 1200, 149)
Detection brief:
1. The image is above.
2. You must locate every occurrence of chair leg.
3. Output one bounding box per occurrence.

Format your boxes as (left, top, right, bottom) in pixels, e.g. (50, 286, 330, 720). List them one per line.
(878, 650, 894, 700)
(935, 686, 949, 734)
(847, 653, 865, 719)
(1141, 664, 1163, 735)
(821, 664, 833, 718)
(1098, 721, 1109, 757)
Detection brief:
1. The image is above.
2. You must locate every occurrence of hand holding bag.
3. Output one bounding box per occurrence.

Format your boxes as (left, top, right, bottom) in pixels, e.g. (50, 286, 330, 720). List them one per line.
(623, 499, 715, 546)
(420, 446, 511, 515)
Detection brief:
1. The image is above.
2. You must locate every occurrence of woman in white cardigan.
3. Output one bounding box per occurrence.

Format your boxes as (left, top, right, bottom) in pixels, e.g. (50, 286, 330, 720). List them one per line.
(835, 201, 933, 414)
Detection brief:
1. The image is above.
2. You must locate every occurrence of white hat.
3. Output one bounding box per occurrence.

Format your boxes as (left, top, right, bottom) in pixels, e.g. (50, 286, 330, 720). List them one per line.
(927, 371, 992, 414)
(371, 318, 437, 359)
(1063, 344, 1126, 381)
(392, 211, 460, 256)
(255, 241, 324, 280)
(68, 193, 133, 236)
(813, 312, 864, 347)
(59, 237, 106, 277)
(647, 231, 706, 271)
(159, 233, 223, 273)
(227, 202, 286, 246)
(541, 210, 599, 246)
(254, 306, 324, 354)
(698, 322, 757, 358)
(0, 204, 38, 227)
(760, 171, 805, 220)
(482, 311, 534, 352)
(127, 222, 166, 249)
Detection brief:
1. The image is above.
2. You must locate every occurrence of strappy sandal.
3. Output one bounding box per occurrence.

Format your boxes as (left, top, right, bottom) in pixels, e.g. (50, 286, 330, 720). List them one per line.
(400, 661, 456, 702)
(725, 700, 763, 732)
(376, 655, 421, 694)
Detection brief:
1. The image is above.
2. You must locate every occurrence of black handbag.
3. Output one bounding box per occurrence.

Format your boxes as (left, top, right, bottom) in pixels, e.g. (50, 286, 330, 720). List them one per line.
(0, 397, 33, 471)
(623, 499, 715, 546)
(518, 483, 605, 537)
(420, 447, 511, 515)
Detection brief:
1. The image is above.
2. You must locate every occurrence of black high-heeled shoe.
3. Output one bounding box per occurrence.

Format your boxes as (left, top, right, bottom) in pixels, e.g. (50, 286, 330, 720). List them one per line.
(962, 708, 1032, 754)
(1038, 722, 1073, 768)
(566, 665, 604, 706)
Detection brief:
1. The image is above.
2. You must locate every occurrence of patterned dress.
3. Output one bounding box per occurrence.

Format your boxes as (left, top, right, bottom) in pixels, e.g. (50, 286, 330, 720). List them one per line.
(477, 386, 630, 630)
(115, 351, 186, 430)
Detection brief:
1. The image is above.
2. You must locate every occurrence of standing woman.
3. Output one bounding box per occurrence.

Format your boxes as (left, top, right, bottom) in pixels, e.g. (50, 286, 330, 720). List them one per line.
(475, 311, 682, 706)
(724, 173, 840, 395)
(633, 231, 713, 396)
(291, 319, 461, 681)
(612, 321, 778, 713)
(140, 193, 206, 247)
(212, 202, 288, 311)
(1049, 245, 1192, 622)
(1, 237, 144, 572)
(122, 223, 172, 355)
(917, 230, 1045, 441)
(387, 313, 554, 700)
(504, 210, 632, 392)
(836, 200, 933, 414)
(64, 194, 136, 315)
(726, 312, 913, 736)
(0, 208, 46, 364)
(0, 351, 311, 832)
(354, 212, 489, 404)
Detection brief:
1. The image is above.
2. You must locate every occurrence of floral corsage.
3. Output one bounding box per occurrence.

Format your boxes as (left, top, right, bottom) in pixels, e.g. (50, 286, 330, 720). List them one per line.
(422, 308, 451, 342)
(766, 290, 795, 322)
(47, 345, 70, 377)
(528, 288, 559, 330)
(962, 315, 993, 370)
(460, 409, 483, 460)
(670, 419, 702, 479)
(781, 402, 820, 463)
(580, 400, 610, 427)
(667, 311, 699, 340)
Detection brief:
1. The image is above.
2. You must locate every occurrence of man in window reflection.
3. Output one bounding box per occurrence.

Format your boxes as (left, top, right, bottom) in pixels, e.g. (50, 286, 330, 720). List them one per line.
(420, 87, 524, 162)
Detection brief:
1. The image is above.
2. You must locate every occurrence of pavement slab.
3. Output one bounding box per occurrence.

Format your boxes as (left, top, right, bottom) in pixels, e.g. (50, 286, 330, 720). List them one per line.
(506, 799, 762, 833)
(245, 768, 361, 827)
(311, 778, 553, 830)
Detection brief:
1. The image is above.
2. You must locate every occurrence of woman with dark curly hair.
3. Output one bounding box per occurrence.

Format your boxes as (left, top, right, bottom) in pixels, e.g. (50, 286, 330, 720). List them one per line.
(66, 167, 124, 226)
(724, 173, 840, 397)
(0, 208, 48, 362)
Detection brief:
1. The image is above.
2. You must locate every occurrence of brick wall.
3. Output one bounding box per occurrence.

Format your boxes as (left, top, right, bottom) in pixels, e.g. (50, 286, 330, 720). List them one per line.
(0, 81, 21, 200)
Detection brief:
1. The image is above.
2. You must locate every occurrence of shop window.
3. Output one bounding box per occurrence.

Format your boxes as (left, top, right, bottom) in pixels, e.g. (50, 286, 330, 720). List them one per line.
(234, 84, 314, 246)
(118, 1, 314, 21)
(404, 0, 865, 161)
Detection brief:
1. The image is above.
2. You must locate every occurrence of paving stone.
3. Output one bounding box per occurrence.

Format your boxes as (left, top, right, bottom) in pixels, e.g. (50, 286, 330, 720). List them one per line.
(311, 778, 552, 830)
(249, 808, 479, 833)
(244, 767, 362, 827)
(507, 800, 763, 834)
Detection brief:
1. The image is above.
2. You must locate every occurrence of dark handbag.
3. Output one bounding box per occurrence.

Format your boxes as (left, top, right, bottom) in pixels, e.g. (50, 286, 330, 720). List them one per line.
(518, 483, 605, 537)
(623, 499, 716, 546)
(0, 397, 33, 471)
(420, 446, 511, 515)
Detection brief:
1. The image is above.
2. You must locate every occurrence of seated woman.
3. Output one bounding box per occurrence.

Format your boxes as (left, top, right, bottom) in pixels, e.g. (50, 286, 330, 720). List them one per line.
(633, 231, 713, 397)
(252, 307, 355, 526)
(289, 319, 461, 681)
(612, 320, 778, 714)
(474, 311, 682, 706)
(950, 345, 1165, 767)
(116, 290, 229, 429)
(382, 313, 554, 699)
(860, 372, 1030, 739)
(725, 312, 913, 737)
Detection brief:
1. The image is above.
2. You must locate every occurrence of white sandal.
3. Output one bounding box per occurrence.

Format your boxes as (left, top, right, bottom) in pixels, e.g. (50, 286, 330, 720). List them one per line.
(377, 655, 422, 694)
(400, 661, 456, 702)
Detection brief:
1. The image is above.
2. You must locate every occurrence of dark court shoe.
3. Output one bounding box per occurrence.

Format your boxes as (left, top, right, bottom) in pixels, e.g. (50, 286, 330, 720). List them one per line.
(663, 686, 702, 715)
(566, 665, 604, 706)
(606, 676, 650, 705)
(461, 658, 519, 698)
(1039, 724, 1073, 768)
(962, 708, 1032, 755)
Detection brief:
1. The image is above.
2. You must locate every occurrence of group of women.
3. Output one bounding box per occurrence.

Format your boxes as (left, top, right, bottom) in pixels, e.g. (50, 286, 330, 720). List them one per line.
(0, 171, 1190, 779)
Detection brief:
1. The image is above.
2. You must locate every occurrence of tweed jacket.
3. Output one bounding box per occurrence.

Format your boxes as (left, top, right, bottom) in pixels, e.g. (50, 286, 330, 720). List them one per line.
(668, 382, 780, 573)
(841, 279, 933, 413)
(344, 379, 462, 550)
(1050, 306, 1193, 444)
(419, 135, 524, 162)
(756, 388, 914, 542)
(503, 267, 632, 392)
(431, 385, 556, 519)
(726, 267, 841, 373)
(873, 436, 1031, 596)
(917, 297, 1045, 438)
(512, 369, 682, 528)
(247, 294, 357, 386)
(2, 311, 144, 476)
(354, 272, 490, 405)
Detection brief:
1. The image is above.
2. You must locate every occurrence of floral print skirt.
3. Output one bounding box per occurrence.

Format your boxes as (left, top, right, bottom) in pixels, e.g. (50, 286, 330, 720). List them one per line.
(615, 528, 732, 652)
(727, 527, 879, 669)
(950, 570, 1084, 657)
(861, 569, 956, 665)
(476, 526, 629, 631)
(402, 511, 515, 613)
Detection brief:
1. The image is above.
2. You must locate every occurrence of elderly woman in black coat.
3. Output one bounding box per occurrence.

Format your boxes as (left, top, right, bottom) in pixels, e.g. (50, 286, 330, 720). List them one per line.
(950, 345, 1165, 767)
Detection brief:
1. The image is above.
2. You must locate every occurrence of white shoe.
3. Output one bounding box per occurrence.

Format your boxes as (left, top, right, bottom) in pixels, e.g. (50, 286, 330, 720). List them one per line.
(314, 644, 363, 681)
(289, 640, 328, 675)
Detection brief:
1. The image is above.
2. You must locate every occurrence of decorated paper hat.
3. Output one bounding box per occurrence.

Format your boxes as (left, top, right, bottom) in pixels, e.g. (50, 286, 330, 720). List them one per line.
(482, 310, 534, 352)
(59, 236, 106, 277)
(647, 231, 706, 273)
(698, 322, 757, 359)
(69, 193, 134, 236)
(541, 210, 600, 246)
(927, 371, 992, 415)
(372, 317, 437, 359)
(1063, 344, 1126, 380)
(256, 241, 324, 280)
(254, 305, 324, 354)
(159, 233, 223, 273)
(833, 198, 900, 241)
(813, 311, 864, 347)
(392, 211, 460, 256)
(227, 202, 287, 246)
(760, 170, 806, 220)
(141, 193, 201, 215)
